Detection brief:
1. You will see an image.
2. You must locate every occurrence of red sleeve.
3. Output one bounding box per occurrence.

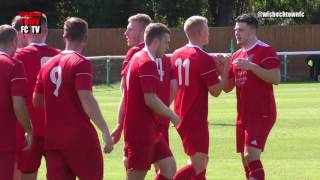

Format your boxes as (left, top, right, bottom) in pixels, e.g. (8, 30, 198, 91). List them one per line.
(121, 47, 139, 75)
(228, 55, 235, 79)
(34, 71, 44, 94)
(259, 47, 280, 69)
(75, 59, 93, 91)
(139, 60, 159, 93)
(200, 55, 219, 87)
(11, 61, 27, 96)
(168, 57, 176, 80)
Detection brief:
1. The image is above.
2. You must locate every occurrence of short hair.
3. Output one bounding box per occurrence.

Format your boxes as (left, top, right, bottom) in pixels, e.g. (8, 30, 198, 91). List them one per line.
(0, 24, 17, 46)
(144, 23, 170, 46)
(184, 16, 208, 38)
(63, 17, 88, 42)
(12, 12, 47, 31)
(235, 13, 259, 29)
(128, 13, 152, 29)
(11, 15, 22, 31)
(39, 12, 48, 27)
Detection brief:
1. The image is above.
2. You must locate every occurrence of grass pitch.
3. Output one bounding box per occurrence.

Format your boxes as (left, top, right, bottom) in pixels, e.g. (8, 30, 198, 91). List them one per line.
(37, 82, 320, 179)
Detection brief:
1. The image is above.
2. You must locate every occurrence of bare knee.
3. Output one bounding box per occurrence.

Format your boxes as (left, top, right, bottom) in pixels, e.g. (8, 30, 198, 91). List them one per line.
(243, 146, 261, 163)
(190, 153, 208, 174)
(127, 170, 147, 180)
(156, 157, 176, 178)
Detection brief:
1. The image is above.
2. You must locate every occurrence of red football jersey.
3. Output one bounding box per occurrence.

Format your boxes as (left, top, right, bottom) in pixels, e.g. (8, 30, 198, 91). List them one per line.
(228, 40, 280, 124)
(123, 47, 160, 144)
(34, 50, 99, 150)
(153, 55, 176, 127)
(14, 43, 60, 138)
(172, 44, 219, 135)
(0, 52, 27, 152)
(121, 43, 145, 76)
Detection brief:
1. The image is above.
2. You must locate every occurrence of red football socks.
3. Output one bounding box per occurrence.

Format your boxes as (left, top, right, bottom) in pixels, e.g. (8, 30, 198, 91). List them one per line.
(248, 160, 265, 180)
(194, 169, 206, 180)
(173, 165, 196, 180)
(155, 173, 170, 180)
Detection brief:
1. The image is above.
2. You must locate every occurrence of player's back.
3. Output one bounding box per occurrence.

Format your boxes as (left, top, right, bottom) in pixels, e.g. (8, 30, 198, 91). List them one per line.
(14, 43, 60, 137)
(38, 50, 97, 149)
(121, 43, 145, 76)
(15, 43, 60, 89)
(172, 44, 218, 134)
(0, 53, 26, 151)
(123, 50, 158, 143)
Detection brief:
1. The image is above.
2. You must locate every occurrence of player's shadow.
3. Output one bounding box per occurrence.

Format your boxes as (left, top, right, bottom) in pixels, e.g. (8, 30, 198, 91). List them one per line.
(210, 123, 235, 127)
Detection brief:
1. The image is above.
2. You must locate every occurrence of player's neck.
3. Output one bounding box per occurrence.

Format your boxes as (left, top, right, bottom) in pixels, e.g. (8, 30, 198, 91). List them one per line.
(0, 46, 13, 56)
(146, 45, 157, 59)
(65, 42, 83, 53)
(28, 39, 46, 45)
(188, 40, 204, 48)
(242, 37, 258, 50)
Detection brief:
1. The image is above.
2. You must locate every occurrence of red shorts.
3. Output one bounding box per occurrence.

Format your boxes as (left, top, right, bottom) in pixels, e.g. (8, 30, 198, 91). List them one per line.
(45, 143, 103, 180)
(16, 136, 45, 173)
(0, 152, 15, 180)
(124, 135, 172, 171)
(157, 123, 169, 145)
(236, 120, 275, 153)
(177, 127, 209, 156)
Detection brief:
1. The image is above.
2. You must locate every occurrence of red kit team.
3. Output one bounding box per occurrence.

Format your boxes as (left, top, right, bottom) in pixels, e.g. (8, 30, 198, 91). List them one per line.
(0, 11, 279, 180)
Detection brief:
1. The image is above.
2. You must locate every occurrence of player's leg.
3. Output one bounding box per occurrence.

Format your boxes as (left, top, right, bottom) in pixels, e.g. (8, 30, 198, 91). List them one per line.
(13, 162, 21, 180)
(174, 130, 209, 180)
(244, 146, 263, 180)
(153, 125, 170, 174)
(18, 137, 45, 180)
(244, 121, 275, 180)
(241, 153, 250, 180)
(0, 152, 15, 180)
(45, 150, 76, 180)
(125, 142, 153, 180)
(153, 136, 176, 179)
(174, 153, 208, 180)
(66, 140, 103, 180)
(237, 123, 250, 179)
(127, 170, 148, 180)
(154, 157, 176, 180)
(189, 152, 208, 179)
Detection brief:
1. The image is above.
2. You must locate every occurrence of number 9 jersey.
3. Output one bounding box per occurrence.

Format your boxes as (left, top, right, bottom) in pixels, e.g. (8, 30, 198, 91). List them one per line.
(34, 50, 99, 150)
(171, 43, 219, 155)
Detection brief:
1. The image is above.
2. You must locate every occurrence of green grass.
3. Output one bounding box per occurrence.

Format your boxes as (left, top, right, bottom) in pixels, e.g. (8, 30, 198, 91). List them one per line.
(37, 83, 320, 179)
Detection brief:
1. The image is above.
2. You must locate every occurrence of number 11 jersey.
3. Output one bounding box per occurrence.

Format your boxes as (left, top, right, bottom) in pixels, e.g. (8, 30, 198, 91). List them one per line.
(172, 43, 219, 136)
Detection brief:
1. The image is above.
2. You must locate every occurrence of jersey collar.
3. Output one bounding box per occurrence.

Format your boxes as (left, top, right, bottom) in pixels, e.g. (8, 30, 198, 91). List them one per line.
(243, 40, 260, 52)
(186, 42, 208, 54)
(61, 50, 81, 54)
(143, 46, 157, 62)
(29, 42, 47, 46)
(0, 51, 10, 57)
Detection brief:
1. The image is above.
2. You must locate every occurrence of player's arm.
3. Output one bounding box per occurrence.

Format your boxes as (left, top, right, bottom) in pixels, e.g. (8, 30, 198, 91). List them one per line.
(33, 93, 44, 108)
(12, 96, 33, 150)
(169, 79, 178, 104)
(208, 56, 230, 97)
(250, 65, 280, 85)
(78, 90, 113, 153)
(111, 77, 125, 144)
(144, 93, 180, 127)
(234, 58, 280, 85)
(223, 78, 235, 93)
